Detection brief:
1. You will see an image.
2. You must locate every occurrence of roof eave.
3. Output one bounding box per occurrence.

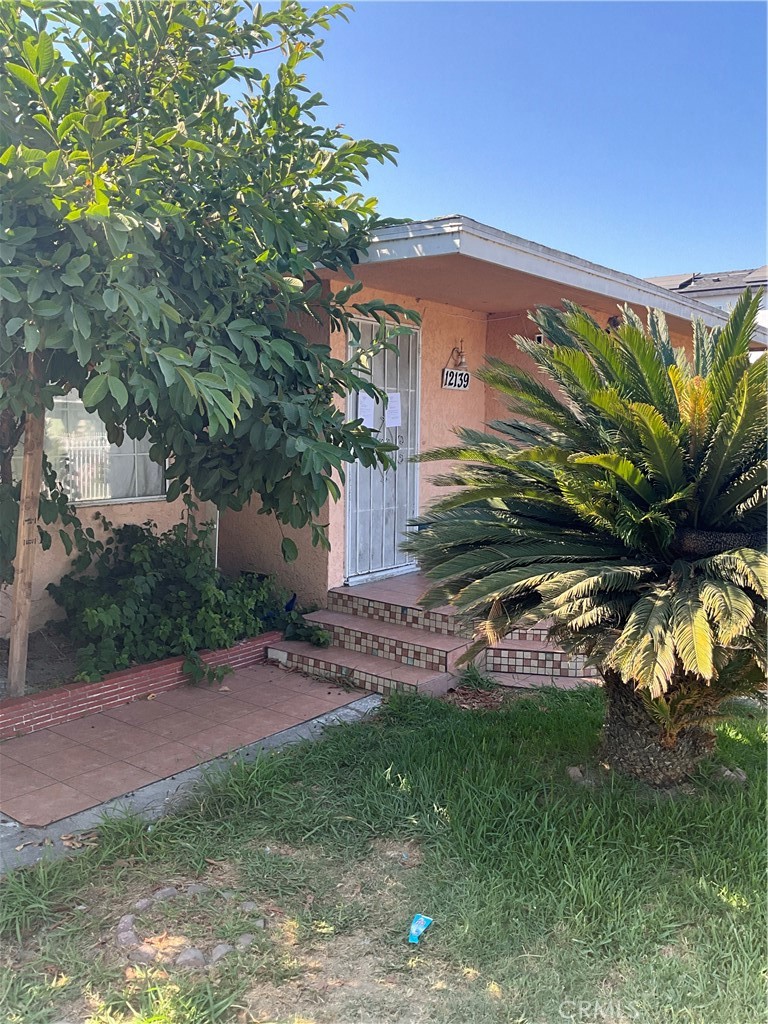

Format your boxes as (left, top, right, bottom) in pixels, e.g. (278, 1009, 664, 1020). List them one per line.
(363, 217, 767, 345)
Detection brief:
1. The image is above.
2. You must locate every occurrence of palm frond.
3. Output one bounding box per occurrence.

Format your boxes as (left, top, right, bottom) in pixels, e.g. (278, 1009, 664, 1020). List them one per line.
(709, 461, 768, 525)
(698, 578, 755, 645)
(558, 306, 630, 384)
(647, 308, 676, 367)
(698, 358, 767, 517)
(670, 370, 712, 466)
(701, 548, 767, 599)
(477, 358, 593, 446)
(612, 319, 678, 418)
(629, 402, 686, 495)
(671, 581, 715, 681)
(569, 453, 656, 504)
(605, 589, 675, 696)
(710, 288, 763, 376)
(692, 317, 714, 376)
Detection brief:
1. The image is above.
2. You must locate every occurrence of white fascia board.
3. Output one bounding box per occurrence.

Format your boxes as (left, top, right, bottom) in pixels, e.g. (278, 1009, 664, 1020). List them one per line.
(365, 217, 767, 342)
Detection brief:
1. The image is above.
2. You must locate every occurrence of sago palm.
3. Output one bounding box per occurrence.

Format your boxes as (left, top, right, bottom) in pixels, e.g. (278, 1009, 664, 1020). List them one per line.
(405, 289, 767, 786)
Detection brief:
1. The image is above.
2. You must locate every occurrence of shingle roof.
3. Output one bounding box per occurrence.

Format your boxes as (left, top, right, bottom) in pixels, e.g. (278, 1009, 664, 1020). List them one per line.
(647, 267, 768, 296)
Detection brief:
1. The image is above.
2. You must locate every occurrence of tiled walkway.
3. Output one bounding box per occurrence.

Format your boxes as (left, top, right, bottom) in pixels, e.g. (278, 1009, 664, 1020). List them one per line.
(0, 665, 360, 827)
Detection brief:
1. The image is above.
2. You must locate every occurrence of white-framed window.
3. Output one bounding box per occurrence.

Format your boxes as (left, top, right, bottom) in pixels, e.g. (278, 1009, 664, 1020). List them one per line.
(43, 391, 165, 504)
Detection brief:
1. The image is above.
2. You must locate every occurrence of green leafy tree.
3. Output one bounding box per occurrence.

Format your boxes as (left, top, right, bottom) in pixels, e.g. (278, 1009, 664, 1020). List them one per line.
(0, 0, 415, 689)
(407, 292, 766, 786)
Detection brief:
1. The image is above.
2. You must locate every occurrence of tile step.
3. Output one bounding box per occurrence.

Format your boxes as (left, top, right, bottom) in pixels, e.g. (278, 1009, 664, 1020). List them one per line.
(485, 643, 599, 678)
(266, 641, 455, 697)
(326, 587, 552, 644)
(327, 587, 468, 637)
(486, 672, 599, 691)
(304, 610, 471, 672)
(489, 636, 566, 652)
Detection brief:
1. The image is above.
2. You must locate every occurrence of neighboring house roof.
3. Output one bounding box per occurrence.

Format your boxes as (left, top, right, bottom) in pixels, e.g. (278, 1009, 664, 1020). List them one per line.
(647, 267, 768, 299)
(357, 216, 768, 346)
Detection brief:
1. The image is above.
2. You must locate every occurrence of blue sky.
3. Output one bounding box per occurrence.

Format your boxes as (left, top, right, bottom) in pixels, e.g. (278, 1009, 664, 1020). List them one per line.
(290, 1, 766, 279)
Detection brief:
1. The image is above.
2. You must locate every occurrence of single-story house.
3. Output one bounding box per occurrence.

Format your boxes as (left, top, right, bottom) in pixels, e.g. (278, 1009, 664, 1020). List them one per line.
(217, 215, 768, 605)
(3, 215, 765, 635)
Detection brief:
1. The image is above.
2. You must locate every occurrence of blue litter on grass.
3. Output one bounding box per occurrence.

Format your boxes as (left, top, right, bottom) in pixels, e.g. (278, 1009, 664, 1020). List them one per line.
(408, 914, 433, 944)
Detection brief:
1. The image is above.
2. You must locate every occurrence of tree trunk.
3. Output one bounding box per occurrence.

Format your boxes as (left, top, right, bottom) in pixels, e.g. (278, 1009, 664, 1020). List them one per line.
(0, 407, 24, 485)
(7, 357, 45, 698)
(599, 670, 716, 788)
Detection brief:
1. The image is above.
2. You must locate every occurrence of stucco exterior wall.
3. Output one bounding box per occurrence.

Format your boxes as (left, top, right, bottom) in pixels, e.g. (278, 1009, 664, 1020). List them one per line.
(324, 282, 489, 589)
(484, 311, 540, 430)
(217, 500, 332, 610)
(217, 309, 339, 607)
(218, 286, 490, 601)
(0, 496, 212, 638)
(218, 285, 700, 606)
(484, 303, 695, 430)
(334, 282, 489, 513)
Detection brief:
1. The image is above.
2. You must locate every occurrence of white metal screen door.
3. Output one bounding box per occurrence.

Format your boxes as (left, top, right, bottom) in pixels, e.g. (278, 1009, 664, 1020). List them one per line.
(345, 322, 420, 583)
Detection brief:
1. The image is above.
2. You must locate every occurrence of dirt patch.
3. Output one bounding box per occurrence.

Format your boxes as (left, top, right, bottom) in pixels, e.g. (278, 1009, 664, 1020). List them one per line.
(4, 846, 481, 1024)
(443, 684, 555, 712)
(239, 929, 469, 1024)
(443, 685, 506, 711)
(0, 624, 78, 698)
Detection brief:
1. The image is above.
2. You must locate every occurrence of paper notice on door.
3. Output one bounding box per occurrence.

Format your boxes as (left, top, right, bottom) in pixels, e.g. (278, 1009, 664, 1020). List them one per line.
(357, 391, 376, 429)
(385, 391, 402, 428)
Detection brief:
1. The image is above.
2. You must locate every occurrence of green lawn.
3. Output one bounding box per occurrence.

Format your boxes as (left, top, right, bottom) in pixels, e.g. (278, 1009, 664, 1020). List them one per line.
(1, 688, 765, 1024)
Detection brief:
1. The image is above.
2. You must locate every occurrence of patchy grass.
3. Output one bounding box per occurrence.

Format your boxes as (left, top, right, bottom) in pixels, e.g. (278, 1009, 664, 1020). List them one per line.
(0, 688, 765, 1023)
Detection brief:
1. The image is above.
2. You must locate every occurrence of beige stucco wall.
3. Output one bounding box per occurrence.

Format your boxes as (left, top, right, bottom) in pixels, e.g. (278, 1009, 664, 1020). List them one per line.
(0, 495, 212, 638)
(325, 282, 489, 590)
(336, 283, 490, 513)
(217, 500, 333, 610)
(484, 311, 540, 429)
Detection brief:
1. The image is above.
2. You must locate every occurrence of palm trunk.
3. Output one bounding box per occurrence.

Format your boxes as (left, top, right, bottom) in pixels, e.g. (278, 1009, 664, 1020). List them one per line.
(599, 670, 716, 787)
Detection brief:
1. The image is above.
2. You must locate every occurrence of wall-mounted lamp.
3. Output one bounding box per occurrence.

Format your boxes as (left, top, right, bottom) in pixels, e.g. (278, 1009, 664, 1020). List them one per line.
(442, 339, 471, 390)
(447, 341, 467, 369)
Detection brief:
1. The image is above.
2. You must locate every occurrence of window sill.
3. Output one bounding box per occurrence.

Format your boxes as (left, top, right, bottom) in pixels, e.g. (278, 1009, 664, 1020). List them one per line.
(71, 495, 168, 508)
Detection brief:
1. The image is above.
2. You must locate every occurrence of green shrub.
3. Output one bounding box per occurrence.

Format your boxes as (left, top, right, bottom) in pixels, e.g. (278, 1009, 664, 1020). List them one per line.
(48, 509, 298, 682)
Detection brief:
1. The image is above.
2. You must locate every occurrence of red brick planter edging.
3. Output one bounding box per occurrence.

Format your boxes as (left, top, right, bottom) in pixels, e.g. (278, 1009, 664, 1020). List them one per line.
(0, 632, 283, 740)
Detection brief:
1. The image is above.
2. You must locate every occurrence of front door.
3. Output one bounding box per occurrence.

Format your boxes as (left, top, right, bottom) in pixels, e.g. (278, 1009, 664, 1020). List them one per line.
(345, 321, 420, 583)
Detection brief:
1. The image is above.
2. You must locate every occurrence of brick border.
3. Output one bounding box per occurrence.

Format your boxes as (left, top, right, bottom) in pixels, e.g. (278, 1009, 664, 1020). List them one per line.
(0, 632, 282, 740)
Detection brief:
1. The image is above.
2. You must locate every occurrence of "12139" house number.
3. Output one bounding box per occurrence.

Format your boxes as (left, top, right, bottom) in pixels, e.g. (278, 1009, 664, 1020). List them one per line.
(441, 368, 471, 390)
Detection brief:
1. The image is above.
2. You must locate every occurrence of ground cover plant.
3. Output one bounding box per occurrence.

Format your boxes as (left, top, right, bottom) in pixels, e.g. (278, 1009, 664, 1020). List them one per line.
(0, 689, 764, 1023)
(407, 293, 767, 786)
(47, 504, 319, 681)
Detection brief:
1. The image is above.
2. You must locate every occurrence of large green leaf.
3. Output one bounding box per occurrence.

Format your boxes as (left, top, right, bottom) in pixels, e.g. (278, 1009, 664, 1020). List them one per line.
(698, 579, 755, 645)
(607, 589, 675, 695)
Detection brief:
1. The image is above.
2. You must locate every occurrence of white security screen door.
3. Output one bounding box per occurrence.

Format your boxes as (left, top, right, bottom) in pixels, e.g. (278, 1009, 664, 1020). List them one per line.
(345, 321, 420, 583)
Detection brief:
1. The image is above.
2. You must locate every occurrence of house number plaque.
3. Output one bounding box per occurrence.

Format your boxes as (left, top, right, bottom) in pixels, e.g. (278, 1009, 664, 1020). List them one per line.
(441, 368, 471, 390)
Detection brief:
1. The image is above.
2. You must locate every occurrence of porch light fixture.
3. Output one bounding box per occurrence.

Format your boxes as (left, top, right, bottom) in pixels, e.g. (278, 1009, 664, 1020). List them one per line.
(441, 340, 471, 390)
(447, 341, 467, 369)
